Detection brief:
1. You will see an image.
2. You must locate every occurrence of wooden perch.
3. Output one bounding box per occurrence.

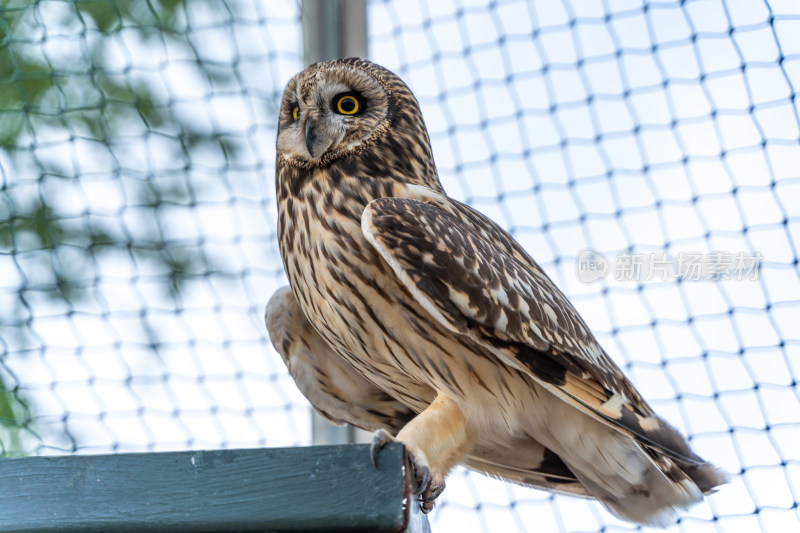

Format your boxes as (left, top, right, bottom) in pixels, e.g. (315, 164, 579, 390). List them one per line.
(0, 443, 430, 532)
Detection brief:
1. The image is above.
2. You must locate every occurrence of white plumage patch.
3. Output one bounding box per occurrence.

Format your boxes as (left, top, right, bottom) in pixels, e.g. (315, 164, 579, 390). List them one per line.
(601, 393, 626, 417)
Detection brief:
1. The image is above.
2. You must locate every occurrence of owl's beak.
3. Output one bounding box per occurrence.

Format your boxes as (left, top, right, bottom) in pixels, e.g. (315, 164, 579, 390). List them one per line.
(305, 118, 332, 159)
(305, 118, 317, 156)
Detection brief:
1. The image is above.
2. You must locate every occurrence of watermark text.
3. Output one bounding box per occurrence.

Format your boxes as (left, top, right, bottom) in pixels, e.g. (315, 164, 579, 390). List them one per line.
(576, 249, 762, 284)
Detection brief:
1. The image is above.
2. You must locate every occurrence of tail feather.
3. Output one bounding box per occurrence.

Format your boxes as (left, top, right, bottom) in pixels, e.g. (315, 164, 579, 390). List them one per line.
(562, 446, 709, 527)
(684, 461, 731, 494)
(537, 402, 728, 527)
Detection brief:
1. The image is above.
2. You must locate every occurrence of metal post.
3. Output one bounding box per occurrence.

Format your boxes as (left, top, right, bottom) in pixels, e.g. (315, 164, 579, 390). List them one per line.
(301, 0, 368, 446)
(302, 0, 367, 64)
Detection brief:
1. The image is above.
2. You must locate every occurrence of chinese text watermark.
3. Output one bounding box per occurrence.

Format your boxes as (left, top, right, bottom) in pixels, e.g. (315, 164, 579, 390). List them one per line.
(576, 249, 762, 284)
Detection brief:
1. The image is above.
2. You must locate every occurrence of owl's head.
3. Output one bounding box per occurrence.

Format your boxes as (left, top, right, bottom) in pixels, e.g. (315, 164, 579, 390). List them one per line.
(276, 58, 438, 186)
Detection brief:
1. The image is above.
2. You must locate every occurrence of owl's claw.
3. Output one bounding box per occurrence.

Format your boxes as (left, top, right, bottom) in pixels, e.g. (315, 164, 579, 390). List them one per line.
(421, 479, 445, 503)
(370, 429, 395, 467)
(418, 477, 445, 513)
(410, 460, 430, 496)
(404, 447, 439, 512)
(370, 428, 443, 513)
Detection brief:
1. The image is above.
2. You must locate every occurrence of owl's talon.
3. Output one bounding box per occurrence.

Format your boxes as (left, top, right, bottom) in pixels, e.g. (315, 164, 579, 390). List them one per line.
(421, 479, 445, 503)
(370, 429, 395, 468)
(372, 429, 438, 509)
(410, 461, 430, 496)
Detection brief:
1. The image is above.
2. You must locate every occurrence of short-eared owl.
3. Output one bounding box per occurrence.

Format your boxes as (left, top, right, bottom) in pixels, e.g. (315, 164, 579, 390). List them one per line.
(266, 58, 726, 525)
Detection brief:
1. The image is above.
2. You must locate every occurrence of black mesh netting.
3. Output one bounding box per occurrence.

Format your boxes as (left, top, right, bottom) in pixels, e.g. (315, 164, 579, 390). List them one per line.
(1, 1, 798, 532)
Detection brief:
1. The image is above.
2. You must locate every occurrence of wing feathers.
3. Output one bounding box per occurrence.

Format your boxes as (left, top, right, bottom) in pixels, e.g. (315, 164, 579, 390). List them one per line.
(362, 194, 709, 466)
(464, 439, 592, 498)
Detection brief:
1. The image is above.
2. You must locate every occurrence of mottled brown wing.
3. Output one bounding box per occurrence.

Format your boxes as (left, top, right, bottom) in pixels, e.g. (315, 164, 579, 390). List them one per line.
(266, 286, 414, 433)
(362, 195, 704, 465)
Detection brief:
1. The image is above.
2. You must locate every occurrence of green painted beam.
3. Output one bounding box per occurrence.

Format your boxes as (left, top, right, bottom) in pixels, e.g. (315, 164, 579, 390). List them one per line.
(0, 443, 430, 533)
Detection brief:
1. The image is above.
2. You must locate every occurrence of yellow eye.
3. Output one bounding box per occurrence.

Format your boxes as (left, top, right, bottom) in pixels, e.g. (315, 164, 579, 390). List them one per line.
(335, 95, 360, 115)
(291, 106, 299, 121)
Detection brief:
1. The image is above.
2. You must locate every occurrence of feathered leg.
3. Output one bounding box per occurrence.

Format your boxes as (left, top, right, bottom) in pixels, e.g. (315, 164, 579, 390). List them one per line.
(372, 393, 473, 512)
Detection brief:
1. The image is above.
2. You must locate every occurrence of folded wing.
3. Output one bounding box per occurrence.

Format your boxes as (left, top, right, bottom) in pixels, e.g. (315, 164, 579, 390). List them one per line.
(361, 192, 713, 475)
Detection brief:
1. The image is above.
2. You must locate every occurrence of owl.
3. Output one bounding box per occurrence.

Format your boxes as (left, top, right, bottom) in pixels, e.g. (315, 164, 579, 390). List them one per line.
(266, 58, 727, 525)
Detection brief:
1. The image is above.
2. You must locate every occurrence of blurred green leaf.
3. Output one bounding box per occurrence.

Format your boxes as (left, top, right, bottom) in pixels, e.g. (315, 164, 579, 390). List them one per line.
(0, 0, 228, 297)
(74, 0, 123, 34)
(0, 0, 246, 453)
(0, 379, 35, 456)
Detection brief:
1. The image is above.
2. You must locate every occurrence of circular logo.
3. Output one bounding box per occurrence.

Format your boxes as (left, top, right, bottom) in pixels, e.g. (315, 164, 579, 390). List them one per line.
(576, 248, 609, 284)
